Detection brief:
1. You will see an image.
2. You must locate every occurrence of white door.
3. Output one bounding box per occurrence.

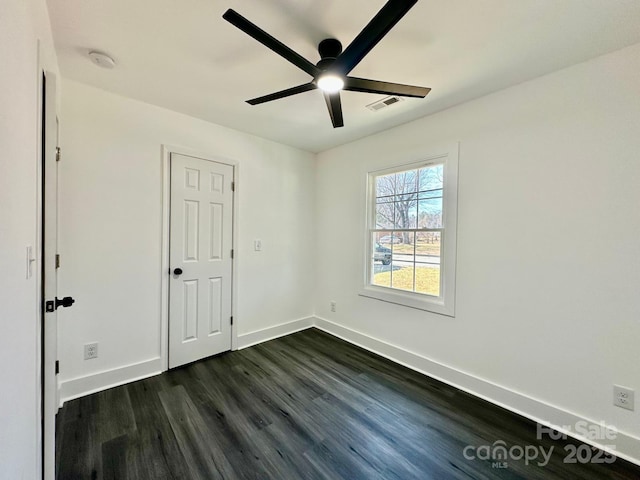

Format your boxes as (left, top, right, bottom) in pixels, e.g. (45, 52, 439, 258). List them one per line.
(169, 153, 234, 368)
(42, 71, 60, 480)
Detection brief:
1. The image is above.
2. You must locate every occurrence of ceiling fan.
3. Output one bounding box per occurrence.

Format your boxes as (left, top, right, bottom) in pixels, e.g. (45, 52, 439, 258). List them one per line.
(222, 0, 431, 128)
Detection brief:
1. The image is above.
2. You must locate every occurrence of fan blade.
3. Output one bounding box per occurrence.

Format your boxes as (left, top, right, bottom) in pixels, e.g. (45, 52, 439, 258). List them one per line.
(223, 9, 320, 78)
(332, 0, 418, 75)
(323, 92, 344, 128)
(247, 83, 317, 105)
(345, 76, 430, 98)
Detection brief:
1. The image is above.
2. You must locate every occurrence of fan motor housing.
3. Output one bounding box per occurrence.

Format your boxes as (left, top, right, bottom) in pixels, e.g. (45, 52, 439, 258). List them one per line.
(318, 38, 342, 59)
(317, 38, 343, 70)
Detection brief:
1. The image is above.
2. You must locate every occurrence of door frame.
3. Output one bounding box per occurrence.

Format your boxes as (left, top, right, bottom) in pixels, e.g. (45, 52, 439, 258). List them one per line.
(160, 145, 239, 370)
(38, 67, 60, 480)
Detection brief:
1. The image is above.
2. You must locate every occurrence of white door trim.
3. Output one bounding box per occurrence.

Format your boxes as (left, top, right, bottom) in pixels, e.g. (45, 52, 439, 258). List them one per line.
(160, 145, 239, 371)
(36, 42, 44, 480)
(40, 68, 59, 480)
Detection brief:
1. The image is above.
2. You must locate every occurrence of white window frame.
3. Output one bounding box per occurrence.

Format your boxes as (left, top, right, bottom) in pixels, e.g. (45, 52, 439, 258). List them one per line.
(359, 145, 458, 316)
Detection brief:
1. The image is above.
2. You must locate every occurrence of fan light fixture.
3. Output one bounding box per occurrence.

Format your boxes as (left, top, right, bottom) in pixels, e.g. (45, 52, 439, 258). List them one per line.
(223, 0, 431, 128)
(317, 74, 344, 93)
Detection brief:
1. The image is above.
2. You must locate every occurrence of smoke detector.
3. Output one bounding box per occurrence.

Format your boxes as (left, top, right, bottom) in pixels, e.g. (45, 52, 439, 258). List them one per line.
(366, 96, 404, 112)
(88, 51, 116, 69)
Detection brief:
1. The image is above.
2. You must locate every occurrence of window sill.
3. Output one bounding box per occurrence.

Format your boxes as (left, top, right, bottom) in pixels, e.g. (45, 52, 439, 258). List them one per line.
(358, 285, 455, 317)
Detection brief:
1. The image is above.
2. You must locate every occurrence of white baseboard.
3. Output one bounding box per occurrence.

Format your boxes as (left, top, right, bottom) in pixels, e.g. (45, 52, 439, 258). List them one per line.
(237, 316, 314, 350)
(57, 316, 315, 406)
(59, 357, 163, 406)
(313, 316, 640, 466)
(55, 315, 640, 466)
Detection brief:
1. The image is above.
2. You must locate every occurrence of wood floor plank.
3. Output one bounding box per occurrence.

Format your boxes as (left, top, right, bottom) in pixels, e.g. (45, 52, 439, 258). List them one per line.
(311, 393, 450, 480)
(56, 328, 640, 480)
(303, 439, 389, 480)
(193, 357, 321, 479)
(101, 434, 129, 480)
(173, 364, 276, 480)
(125, 377, 192, 479)
(94, 386, 136, 445)
(158, 384, 237, 480)
(56, 418, 100, 480)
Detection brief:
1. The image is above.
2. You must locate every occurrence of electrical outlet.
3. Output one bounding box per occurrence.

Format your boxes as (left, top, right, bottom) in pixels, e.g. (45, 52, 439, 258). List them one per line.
(84, 342, 98, 360)
(254, 239, 262, 251)
(330, 301, 336, 313)
(614, 385, 634, 411)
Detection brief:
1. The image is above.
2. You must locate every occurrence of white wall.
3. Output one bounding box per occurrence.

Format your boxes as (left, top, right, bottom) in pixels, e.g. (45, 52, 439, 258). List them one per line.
(0, 0, 58, 478)
(57, 80, 315, 397)
(316, 42, 640, 450)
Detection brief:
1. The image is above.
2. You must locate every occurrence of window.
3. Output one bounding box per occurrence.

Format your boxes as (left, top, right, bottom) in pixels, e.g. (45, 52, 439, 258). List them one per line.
(361, 147, 458, 316)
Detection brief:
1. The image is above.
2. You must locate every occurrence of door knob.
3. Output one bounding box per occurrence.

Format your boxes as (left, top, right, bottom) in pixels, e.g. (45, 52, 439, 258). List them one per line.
(45, 296, 75, 312)
(56, 296, 75, 308)
(173, 268, 183, 275)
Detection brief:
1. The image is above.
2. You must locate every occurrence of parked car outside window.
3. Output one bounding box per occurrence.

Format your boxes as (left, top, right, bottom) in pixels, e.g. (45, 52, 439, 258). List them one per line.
(379, 235, 402, 244)
(374, 243, 392, 265)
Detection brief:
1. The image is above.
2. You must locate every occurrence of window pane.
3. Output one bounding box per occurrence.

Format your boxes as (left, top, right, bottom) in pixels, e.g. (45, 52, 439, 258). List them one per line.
(393, 169, 418, 197)
(375, 170, 419, 198)
(376, 170, 421, 230)
(415, 264, 440, 297)
(419, 164, 443, 191)
(371, 233, 392, 287)
(376, 172, 396, 197)
(393, 172, 418, 229)
(387, 234, 408, 253)
(391, 262, 414, 292)
(415, 231, 441, 257)
(393, 201, 417, 229)
(378, 232, 402, 245)
(376, 199, 395, 229)
(418, 198, 443, 228)
(415, 232, 441, 296)
(390, 232, 415, 292)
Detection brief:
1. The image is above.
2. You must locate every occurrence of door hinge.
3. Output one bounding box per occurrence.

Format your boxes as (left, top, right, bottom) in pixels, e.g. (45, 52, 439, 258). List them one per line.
(56, 147, 61, 162)
(231, 181, 235, 192)
(230, 316, 233, 325)
(55, 254, 60, 269)
(55, 360, 60, 375)
(231, 249, 234, 259)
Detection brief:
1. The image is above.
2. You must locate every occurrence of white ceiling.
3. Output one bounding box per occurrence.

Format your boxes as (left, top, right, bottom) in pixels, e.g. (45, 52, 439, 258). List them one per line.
(48, 0, 640, 153)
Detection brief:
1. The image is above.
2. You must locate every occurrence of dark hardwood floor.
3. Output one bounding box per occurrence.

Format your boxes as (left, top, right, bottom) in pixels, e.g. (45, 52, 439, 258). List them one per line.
(56, 328, 639, 479)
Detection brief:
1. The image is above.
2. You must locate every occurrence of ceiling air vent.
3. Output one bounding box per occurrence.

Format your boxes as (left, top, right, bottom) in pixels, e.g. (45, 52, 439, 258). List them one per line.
(366, 96, 404, 112)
